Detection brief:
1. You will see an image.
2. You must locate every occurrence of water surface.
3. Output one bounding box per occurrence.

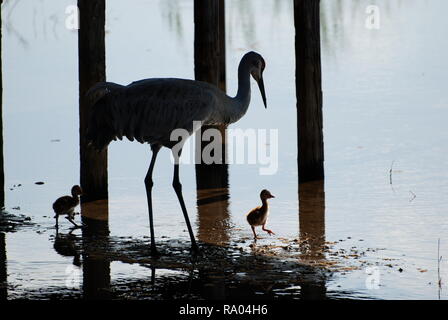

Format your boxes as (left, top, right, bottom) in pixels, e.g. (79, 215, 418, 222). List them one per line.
(2, 0, 448, 300)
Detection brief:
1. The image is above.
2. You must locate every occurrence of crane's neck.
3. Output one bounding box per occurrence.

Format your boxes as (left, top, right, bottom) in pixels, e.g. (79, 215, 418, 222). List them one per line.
(207, 57, 252, 125)
(235, 60, 251, 106)
(226, 59, 251, 123)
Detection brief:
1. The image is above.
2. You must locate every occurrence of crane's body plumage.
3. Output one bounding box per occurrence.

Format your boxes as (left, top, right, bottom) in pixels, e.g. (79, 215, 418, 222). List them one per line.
(87, 52, 262, 151)
(85, 51, 267, 254)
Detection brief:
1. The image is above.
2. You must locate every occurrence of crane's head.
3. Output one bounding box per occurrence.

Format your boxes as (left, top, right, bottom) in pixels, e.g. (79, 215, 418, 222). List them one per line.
(245, 51, 267, 108)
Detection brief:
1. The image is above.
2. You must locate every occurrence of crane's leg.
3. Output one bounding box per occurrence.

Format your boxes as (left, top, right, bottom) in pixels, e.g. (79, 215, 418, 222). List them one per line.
(172, 149, 198, 252)
(145, 144, 161, 256)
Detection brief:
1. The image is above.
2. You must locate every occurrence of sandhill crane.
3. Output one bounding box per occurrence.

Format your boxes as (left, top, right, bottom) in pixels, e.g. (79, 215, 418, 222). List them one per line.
(86, 51, 267, 255)
(246, 189, 275, 240)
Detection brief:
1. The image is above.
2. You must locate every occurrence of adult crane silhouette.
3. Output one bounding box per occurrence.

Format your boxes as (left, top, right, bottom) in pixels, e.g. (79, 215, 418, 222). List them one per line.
(86, 51, 267, 255)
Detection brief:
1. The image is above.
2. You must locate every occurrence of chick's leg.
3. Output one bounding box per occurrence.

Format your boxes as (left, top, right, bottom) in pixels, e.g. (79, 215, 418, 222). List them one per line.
(262, 224, 275, 236)
(251, 226, 258, 239)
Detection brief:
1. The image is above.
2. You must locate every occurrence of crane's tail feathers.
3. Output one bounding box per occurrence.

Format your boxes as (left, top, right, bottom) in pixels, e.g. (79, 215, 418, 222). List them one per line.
(86, 82, 125, 151)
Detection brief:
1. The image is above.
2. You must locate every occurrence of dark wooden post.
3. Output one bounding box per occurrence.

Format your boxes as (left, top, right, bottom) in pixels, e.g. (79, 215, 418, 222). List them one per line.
(294, 0, 324, 183)
(194, 0, 228, 190)
(78, 0, 108, 202)
(218, 0, 226, 91)
(0, 0, 4, 209)
(194, 0, 220, 86)
(1, 7, 6, 302)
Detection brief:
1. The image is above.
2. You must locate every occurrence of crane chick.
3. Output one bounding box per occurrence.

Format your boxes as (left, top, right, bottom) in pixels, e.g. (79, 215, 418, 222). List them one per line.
(246, 189, 275, 239)
(53, 185, 83, 229)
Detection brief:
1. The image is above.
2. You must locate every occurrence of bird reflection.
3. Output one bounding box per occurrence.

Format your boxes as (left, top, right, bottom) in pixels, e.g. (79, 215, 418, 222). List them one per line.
(53, 230, 81, 267)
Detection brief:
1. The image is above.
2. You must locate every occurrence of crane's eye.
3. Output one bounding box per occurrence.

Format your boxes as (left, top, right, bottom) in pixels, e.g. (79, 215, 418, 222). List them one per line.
(252, 60, 259, 68)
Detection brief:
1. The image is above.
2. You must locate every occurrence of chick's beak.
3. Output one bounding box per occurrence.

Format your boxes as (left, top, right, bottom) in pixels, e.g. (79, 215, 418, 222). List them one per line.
(257, 75, 267, 108)
(269, 194, 275, 199)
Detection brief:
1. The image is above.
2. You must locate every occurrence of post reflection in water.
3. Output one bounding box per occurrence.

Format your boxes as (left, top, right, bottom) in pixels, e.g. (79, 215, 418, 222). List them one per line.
(298, 179, 326, 299)
(195, 144, 230, 300)
(81, 199, 111, 299)
(0, 232, 6, 300)
(196, 185, 231, 246)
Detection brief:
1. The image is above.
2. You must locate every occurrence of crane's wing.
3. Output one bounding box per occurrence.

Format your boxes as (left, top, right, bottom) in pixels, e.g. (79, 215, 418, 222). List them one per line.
(87, 78, 218, 150)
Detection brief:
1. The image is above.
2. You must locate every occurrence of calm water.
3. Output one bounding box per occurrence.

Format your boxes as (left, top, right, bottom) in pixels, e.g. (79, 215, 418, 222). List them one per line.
(2, 0, 448, 299)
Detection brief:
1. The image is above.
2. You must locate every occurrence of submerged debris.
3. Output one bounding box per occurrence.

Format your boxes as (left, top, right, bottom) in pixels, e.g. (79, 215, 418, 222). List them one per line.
(0, 210, 34, 233)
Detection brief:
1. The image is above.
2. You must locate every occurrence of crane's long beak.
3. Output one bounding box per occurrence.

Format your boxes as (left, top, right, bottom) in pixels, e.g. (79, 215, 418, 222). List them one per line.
(257, 76, 267, 108)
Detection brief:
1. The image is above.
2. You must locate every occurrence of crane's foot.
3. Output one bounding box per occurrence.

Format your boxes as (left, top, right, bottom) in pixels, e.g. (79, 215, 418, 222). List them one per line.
(190, 242, 199, 255)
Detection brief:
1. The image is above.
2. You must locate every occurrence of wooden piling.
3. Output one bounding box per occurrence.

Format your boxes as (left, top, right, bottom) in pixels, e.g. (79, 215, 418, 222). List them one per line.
(0, 0, 4, 209)
(218, 0, 226, 91)
(194, 0, 228, 190)
(78, 0, 108, 202)
(294, 0, 324, 183)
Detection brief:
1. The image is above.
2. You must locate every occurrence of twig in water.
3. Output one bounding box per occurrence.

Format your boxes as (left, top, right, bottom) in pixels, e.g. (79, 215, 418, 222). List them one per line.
(389, 160, 395, 185)
(409, 191, 416, 202)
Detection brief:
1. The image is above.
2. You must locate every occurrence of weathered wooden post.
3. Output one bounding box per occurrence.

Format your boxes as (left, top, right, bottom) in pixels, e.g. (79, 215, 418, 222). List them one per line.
(194, 5, 229, 299)
(218, 0, 226, 91)
(0, 0, 4, 209)
(294, 0, 324, 183)
(194, 0, 228, 190)
(78, 0, 108, 202)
